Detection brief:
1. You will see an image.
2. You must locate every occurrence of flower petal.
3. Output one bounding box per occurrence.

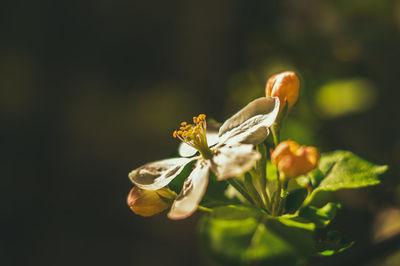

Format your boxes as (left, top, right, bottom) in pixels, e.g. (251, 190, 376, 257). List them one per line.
(218, 96, 280, 138)
(218, 98, 280, 146)
(129, 157, 195, 190)
(167, 160, 211, 220)
(211, 144, 261, 180)
(218, 115, 269, 145)
(178, 131, 219, 157)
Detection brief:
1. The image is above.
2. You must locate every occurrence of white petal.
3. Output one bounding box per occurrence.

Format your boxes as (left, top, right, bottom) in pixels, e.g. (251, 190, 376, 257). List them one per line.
(219, 96, 280, 138)
(218, 105, 279, 146)
(178, 131, 219, 157)
(129, 157, 195, 190)
(178, 142, 197, 157)
(167, 160, 211, 220)
(206, 131, 219, 146)
(211, 144, 261, 180)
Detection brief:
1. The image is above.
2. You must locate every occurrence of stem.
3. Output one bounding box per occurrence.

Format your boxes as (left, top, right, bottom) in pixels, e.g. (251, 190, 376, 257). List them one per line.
(272, 172, 282, 216)
(250, 169, 271, 213)
(260, 180, 272, 213)
(255, 144, 271, 212)
(227, 178, 254, 204)
(270, 123, 280, 147)
(265, 187, 272, 212)
(277, 178, 289, 216)
(244, 173, 265, 209)
(198, 206, 213, 213)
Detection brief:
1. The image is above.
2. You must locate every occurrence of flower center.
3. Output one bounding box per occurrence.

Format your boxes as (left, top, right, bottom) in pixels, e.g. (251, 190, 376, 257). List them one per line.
(173, 114, 213, 159)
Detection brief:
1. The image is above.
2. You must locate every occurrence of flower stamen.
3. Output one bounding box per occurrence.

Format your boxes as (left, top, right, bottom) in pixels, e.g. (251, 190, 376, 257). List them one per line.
(173, 114, 213, 159)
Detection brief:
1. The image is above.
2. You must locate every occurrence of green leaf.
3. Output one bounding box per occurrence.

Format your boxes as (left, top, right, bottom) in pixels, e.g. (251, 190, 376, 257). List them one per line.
(316, 231, 354, 256)
(307, 150, 387, 203)
(307, 168, 325, 188)
(298, 202, 341, 228)
(207, 205, 263, 220)
(285, 188, 308, 214)
(276, 215, 316, 231)
(199, 205, 316, 265)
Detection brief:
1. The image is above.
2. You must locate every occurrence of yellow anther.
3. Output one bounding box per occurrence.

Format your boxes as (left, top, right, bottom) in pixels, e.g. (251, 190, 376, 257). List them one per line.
(173, 114, 211, 158)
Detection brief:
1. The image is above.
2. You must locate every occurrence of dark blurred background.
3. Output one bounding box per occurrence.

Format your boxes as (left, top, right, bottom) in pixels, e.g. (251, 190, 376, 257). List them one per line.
(1, 0, 400, 265)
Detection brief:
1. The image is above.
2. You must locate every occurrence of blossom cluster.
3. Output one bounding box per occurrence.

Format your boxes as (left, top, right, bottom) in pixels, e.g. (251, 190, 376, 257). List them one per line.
(126, 71, 320, 219)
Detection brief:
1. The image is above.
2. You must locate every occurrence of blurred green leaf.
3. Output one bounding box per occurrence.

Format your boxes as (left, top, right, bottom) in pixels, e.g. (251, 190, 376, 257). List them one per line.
(308, 168, 325, 188)
(276, 215, 316, 231)
(199, 205, 315, 265)
(315, 78, 377, 118)
(316, 231, 354, 256)
(298, 202, 341, 228)
(307, 150, 388, 204)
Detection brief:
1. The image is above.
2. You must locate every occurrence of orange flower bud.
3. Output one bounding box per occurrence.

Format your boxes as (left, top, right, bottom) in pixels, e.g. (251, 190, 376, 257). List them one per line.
(127, 186, 176, 217)
(271, 140, 319, 178)
(265, 71, 300, 111)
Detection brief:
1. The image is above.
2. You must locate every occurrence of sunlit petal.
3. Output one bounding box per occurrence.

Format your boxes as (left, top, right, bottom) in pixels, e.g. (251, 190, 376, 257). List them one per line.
(211, 144, 261, 180)
(218, 96, 279, 138)
(218, 100, 279, 145)
(129, 157, 196, 190)
(167, 160, 211, 220)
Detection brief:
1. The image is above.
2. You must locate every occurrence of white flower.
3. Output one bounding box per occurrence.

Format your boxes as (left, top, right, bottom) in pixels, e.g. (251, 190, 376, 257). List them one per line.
(129, 96, 280, 220)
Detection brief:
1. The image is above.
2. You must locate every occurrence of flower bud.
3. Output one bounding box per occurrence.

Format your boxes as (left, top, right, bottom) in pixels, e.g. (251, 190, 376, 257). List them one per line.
(271, 140, 319, 179)
(127, 186, 176, 217)
(265, 71, 300, 111)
